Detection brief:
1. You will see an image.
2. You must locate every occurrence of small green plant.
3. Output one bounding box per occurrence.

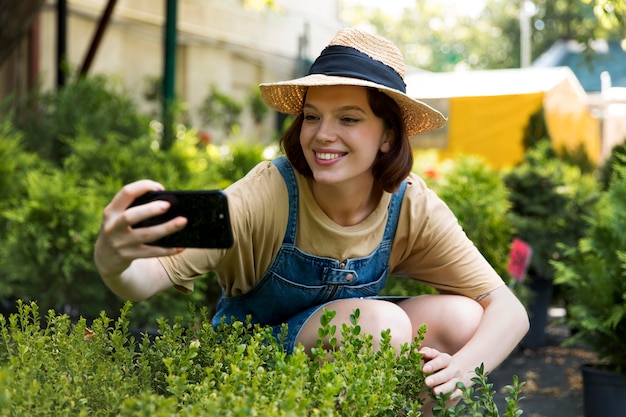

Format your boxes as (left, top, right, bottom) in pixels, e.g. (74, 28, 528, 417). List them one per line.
(5, 75, 148, 165)
(247, 87, 270, 125)
(432, 364, 525, 417)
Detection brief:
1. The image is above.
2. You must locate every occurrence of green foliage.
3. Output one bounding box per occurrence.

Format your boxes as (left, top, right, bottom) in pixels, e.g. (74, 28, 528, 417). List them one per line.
(434, 155, 514, 278)
(198, 84, 243, 137)
(598, 141, 626, 190)
(341, 0, 624, 72)
(213, 140, 269, 187)
(521, 109, 550, 151)
(433, 364, 525, 417)
(553, 163, 626, 375)
(0, 73, 270, 326)
(0, 121, 42, 251)
(0, 169, 115, 319)
(0, 302, 524, 416)
(504, 141, 600, 280)
(6, 75, 148, 165)
(247, 87, 270, 125)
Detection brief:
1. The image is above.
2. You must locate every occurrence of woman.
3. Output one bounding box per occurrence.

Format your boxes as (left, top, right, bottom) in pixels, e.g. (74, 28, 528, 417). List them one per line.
(95, 27, 529, 412)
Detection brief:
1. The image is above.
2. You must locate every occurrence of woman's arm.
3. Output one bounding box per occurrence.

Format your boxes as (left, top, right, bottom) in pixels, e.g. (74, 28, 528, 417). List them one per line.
(423, 285, 529, 395)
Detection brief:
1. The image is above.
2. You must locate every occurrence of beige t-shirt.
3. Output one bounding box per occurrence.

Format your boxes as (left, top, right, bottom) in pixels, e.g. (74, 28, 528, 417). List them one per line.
(159, 160, 504, 299)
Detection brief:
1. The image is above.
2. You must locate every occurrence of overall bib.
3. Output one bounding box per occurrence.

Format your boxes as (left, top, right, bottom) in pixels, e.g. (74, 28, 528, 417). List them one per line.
(212, 156, 407, 352)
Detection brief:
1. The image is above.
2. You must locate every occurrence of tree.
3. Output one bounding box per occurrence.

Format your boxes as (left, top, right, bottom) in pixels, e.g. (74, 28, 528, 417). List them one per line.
(340, 0, 626, 72)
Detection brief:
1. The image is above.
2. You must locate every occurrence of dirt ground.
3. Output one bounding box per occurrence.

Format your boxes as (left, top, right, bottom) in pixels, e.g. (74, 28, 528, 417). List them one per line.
(488, 309, 597, 417)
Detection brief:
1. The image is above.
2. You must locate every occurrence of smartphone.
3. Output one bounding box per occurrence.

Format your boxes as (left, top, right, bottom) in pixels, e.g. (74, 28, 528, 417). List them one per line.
(130, 190, 234, 249)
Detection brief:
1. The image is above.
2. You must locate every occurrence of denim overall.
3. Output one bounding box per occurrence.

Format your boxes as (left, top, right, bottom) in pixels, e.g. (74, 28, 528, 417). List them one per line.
(212, 156, 407, 352)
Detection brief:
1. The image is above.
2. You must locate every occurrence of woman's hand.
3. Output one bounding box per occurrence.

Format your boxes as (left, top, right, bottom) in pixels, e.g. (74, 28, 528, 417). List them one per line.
(420, 346, 465, 397)
(94, 180, 186, 299)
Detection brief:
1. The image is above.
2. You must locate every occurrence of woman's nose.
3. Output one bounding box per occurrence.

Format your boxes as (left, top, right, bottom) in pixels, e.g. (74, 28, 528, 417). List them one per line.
(315, 119, 337, 143)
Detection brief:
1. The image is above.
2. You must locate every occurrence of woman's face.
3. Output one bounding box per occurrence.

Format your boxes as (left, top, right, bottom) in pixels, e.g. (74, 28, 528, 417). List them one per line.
(299, 85, 391, 188)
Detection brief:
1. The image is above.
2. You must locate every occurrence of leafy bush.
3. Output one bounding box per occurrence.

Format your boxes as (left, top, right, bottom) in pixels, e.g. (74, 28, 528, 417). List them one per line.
(553, 162, 626, 375)
(504, 141, 599, 281)
(433, 155, 513, 278)
(0, 301, 524, 416)
(6, 76, 149, 165)
(0, 168, 114, 319)
(598, 140, 626, 190)
(198, 84, 243, 137)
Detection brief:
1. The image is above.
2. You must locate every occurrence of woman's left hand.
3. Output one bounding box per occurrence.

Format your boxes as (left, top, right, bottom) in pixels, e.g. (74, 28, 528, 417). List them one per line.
(420, 346, 465, 397)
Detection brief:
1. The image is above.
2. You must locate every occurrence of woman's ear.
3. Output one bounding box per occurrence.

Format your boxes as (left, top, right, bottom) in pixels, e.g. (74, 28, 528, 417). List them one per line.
(380, 129, 393, 153)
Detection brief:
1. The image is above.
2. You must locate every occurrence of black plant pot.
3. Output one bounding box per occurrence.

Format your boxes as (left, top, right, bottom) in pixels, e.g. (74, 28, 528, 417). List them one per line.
(521, 278, 553, 349)
(582, 364, 626, 417)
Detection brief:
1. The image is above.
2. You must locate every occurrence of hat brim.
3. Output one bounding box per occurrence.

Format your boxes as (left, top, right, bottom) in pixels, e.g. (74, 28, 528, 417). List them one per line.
(259, 74, 446, 137)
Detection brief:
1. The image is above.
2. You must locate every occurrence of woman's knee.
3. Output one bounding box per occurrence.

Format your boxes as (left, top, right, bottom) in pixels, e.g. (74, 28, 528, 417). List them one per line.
(399, 295, 483, 353)
(358, 300, 414, 348)
(298, 299, 414, 351)
(445, 296, 483, 346)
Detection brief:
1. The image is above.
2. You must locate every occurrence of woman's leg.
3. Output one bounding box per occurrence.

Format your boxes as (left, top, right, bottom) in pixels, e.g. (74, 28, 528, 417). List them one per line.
(295, 298, 414, 353)
(397, 294, 484, 354)
(398, 294, 484, 417)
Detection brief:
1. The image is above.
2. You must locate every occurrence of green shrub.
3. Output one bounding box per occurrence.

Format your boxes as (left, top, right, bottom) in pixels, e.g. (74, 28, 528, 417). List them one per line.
(0, 168, 114, 319)
(198, 84, 243, 137)
(7, 76, 149, 165)
(504, 141, 600, 281)
(0, 301, 524, 416)
(598, 141, 626, 190)
(553, 163, 626, 375)
(0, 122, 43, 295)
(433, 155, 514, 278)
(212, 140, 269, 188)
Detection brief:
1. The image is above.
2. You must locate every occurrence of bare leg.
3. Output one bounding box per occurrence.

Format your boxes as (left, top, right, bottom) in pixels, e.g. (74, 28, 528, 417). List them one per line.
(398, 294, 484, 417)
(397, 294, 483, 353)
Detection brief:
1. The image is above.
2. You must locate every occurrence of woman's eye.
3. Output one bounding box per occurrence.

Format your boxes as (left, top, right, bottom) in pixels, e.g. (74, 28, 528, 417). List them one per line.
(341, 117, 359, 124)
(303, 114, 318, 121)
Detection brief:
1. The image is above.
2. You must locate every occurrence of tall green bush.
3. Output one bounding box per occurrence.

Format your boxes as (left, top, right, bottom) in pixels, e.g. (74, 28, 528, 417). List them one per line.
(433, 155, 513, 278)
(553, 162, 626, 374)
(598, 140, 626, 190)
(7, 76, 149, 165)
(1, 169, 114, 319)
(504, 141, 599, 281)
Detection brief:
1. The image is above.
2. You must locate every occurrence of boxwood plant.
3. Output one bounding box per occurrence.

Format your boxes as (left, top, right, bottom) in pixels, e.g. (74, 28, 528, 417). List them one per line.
(0, 301, 524, 416)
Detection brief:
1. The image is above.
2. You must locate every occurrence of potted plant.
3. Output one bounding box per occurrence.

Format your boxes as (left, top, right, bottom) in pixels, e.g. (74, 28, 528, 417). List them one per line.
(552, 160, 626, 417)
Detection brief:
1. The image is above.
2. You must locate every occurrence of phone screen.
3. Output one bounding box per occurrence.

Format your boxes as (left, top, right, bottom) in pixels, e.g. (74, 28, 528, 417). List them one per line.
(130, 190, 234, 249)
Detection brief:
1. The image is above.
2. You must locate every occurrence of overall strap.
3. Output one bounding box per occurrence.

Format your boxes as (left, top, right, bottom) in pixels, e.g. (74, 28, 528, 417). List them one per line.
(272, 156, 299, 245)
(381, 180, 408, 243)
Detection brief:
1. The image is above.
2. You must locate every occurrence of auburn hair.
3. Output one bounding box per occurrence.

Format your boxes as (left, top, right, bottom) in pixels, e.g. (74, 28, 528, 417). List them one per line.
(279, 87, 412, 193)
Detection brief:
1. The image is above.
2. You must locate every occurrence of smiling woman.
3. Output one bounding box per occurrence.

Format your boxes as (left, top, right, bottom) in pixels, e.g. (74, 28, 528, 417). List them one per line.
(94, 27, 528, 417)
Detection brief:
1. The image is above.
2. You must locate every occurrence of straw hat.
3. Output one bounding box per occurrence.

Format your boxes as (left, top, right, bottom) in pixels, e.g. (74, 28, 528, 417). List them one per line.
(259, 27, 446, 137)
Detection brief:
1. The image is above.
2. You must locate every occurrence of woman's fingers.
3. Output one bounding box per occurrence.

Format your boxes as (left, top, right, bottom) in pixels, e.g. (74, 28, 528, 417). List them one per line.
(420, 346, 464, 396)
(99, 180, 188, 258)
